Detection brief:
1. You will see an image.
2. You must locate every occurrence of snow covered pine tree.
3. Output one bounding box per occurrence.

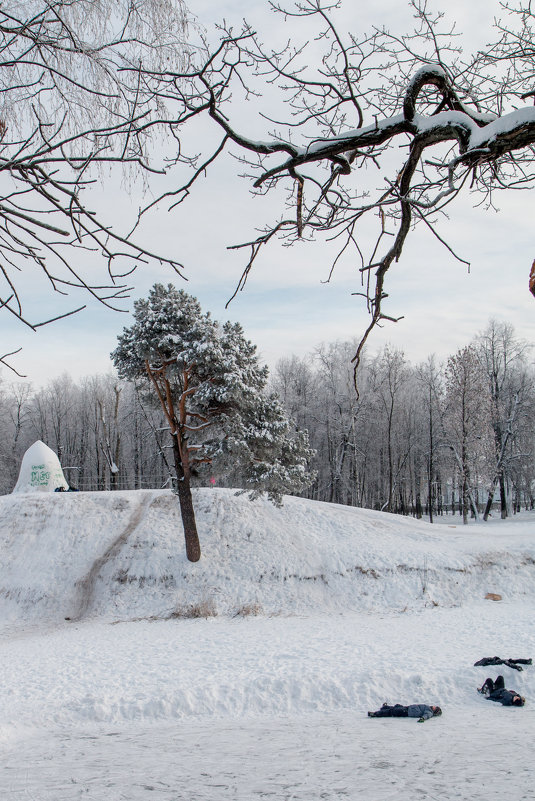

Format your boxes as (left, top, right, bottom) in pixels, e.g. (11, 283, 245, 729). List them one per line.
(111, 284, 314, 561)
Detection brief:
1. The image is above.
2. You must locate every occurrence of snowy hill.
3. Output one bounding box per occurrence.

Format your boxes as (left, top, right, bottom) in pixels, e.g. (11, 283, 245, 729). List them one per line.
(1, 487, 534, 628)
(2, 489, 535, 800)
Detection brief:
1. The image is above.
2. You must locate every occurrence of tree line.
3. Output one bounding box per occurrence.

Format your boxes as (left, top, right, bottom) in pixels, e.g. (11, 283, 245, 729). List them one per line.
(271, 320, 535, 522)
(1, 318, 533, 523)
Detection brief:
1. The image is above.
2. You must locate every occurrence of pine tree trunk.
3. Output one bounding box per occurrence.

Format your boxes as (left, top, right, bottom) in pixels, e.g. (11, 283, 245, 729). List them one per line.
(175, 474, 201, 562)
(172, 437, 201, 562)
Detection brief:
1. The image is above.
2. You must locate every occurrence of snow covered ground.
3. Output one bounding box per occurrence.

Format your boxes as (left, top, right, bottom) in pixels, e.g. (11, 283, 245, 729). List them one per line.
(1, 488, 534, 800)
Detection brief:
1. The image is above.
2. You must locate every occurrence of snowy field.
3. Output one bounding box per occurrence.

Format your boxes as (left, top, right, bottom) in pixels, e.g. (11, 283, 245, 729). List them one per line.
(1, 488, 535, 800)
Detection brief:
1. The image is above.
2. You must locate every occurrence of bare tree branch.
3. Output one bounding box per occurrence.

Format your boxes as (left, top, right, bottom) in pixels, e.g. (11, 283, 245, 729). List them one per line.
(0, 0, 192, 362)
(127, 0, 535, 386)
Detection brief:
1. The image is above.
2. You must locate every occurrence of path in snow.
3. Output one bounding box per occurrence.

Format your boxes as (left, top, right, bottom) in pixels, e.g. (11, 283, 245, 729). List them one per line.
(71, 492, 155, 621)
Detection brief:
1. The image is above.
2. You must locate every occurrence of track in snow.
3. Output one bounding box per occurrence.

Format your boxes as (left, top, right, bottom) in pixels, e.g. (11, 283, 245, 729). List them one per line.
(71, 492, 155, 621)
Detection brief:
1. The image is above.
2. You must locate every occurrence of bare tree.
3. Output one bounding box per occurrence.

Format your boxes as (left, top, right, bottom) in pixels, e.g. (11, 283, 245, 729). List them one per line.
(444, 346, 489, 523)
(370, 346, 409, 512)
(415, 355, 444, 523)
(475, 320, 532, 519)
(313, 342, 360, 504)
(0, 0, 190, 373)
(130, 0, 535, 380)
(97, 383, 122, 491)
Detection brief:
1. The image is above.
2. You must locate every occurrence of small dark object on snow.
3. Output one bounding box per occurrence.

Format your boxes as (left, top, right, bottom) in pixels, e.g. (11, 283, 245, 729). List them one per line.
(474, 657, 532, 672)
(477, 675, 525, 707)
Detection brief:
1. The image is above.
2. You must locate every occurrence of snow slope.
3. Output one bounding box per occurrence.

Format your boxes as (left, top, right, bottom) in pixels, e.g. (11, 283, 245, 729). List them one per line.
(1, 488, 534, 627)
(1, 488, 535, 800)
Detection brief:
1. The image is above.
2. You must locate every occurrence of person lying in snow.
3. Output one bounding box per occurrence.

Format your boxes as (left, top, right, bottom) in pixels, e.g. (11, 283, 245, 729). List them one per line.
(474, 656, 532, 672)
(368, 703, 442, 722)
(477, 675, 525, 706)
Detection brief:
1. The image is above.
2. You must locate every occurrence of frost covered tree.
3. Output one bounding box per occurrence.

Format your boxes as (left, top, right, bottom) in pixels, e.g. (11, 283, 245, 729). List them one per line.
(415, 356, 444, 523)
(475, 320, 532, 519)
(111, 284, 315, 562)
(370, 347, 410, 513)
(0, 0, 190, 373)
(443, 346, 489, 524)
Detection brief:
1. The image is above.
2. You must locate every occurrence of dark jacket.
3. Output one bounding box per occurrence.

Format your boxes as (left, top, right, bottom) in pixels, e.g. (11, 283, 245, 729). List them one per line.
(487, 689, 524, 706)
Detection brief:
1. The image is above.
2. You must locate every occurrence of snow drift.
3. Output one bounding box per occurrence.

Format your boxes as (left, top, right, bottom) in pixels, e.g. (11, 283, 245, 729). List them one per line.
(1, 487, 534, 628)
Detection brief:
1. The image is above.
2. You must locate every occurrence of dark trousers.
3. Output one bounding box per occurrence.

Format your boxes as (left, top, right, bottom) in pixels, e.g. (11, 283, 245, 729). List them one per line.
(482, 675, 505, 694)
(372, 704, 409, 717)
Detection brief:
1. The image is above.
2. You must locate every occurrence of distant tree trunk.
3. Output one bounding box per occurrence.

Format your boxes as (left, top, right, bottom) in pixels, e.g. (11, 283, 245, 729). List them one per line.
(499, 472, 508, 519)
(483, 475, 498, 520)
(415, 483, 422, 519)
(483, 470, 508, 520)
(435, 473, 443, 516)
(97, 385, 122, 490)
(461, 445, 469, 525)
(133, 398, 141, 489)
(427, 381, 434, 523)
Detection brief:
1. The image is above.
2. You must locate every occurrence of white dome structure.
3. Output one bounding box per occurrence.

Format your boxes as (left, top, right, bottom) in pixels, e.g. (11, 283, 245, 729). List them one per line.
(12, 440, 69, 493)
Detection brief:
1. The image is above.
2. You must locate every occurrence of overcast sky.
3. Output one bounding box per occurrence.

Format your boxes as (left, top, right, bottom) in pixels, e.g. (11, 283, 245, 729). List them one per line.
(2, 0, 534, 387)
